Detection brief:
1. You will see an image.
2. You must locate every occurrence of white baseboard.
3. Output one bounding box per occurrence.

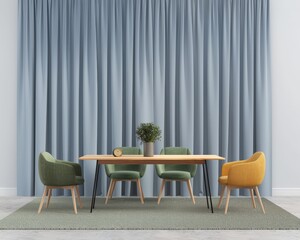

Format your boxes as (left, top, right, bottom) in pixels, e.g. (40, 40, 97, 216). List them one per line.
(272, 188, 300, 196)
(0, 188, 17, 196)
(0, 187, 299, 197)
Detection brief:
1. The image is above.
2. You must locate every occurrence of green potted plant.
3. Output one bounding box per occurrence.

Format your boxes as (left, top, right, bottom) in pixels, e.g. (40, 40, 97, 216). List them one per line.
(136, 122, 162, 157)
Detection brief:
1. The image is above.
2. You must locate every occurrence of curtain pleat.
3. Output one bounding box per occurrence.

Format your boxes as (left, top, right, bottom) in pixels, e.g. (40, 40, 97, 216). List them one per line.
(17, 0, 271, 197)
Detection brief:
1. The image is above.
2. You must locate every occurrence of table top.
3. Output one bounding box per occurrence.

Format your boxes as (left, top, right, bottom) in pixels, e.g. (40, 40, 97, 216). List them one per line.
(79, 154, 225, 164)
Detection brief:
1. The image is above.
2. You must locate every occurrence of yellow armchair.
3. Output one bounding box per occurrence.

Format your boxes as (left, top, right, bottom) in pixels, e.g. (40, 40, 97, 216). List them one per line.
(218, 152, 266, 214)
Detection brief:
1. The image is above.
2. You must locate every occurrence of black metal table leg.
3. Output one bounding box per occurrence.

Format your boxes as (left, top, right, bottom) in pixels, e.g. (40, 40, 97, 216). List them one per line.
(90, 161, 100, 213)
(92, 163, 100, 209)
(202, 163, 209, 209)
(204, 160, 214, 213)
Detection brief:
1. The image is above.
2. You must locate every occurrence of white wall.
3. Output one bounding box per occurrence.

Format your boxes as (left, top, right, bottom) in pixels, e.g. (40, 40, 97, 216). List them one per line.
(271, 0, 300, 196)
(0, 0, 299, 196)
(0, 0, 18, 196)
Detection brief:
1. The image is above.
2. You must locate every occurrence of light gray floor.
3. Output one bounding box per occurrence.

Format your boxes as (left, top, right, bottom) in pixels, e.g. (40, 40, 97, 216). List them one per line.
(0, 196, 299, 240)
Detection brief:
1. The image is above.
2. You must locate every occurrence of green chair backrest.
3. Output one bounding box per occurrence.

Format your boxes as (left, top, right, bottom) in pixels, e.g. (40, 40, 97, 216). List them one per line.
(105, 147, 146, 177)
(159, 147, 197, 177)
(39, 152, 55, 185)
(39, 152, 81, 186)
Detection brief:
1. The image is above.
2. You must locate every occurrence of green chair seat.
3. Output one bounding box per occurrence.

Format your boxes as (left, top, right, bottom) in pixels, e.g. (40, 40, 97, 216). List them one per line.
(75, 176, 85, 185)
(110, 170, 141, 179)
(161, 170, 191, 180)
(105, 147, 146, 177)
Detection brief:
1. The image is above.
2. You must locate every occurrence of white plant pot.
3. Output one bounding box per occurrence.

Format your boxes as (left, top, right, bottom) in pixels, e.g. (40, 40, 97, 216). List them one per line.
(143, 142, 154, 157)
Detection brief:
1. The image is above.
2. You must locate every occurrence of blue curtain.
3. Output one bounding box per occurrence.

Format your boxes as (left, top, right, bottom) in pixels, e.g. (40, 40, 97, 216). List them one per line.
(17, 0, 271, 197)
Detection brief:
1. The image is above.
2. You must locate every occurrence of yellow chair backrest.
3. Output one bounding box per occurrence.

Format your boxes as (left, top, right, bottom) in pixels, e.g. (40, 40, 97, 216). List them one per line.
(227, 152, 266, 187)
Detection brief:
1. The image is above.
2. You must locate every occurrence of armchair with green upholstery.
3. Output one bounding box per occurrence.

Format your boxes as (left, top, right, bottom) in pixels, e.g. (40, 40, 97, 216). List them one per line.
(38, 152, 84, 214)
(155, 147, 197, 204)
(105, 147, 146, 204)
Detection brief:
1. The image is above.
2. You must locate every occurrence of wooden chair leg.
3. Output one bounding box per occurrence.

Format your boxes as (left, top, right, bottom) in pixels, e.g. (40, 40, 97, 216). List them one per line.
(105, 180, 114, 204)
(38, 186, 48, 214)
(186, 179, 195, 204)
(218, 185, 226, 208)
(71, 186, 78, 214)
(157, 179, 166, 205)
(224, 187, 231, 214)
(136, 179, 144, 204)
(46, 188, 52, 208)
(110, 179, 117, 199)
(254, 186, 265, 214)
(75, 185, 83, 208)
(250, 188, 256, 208)
(141, 183, 145, 200)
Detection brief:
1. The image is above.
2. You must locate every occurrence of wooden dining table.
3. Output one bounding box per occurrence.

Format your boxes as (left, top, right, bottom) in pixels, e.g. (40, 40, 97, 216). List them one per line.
(79, 154, 225, 213)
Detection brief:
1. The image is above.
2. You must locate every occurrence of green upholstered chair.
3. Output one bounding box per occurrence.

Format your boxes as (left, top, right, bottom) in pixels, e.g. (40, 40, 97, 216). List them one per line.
(105, 147, 146, 204)
(38, 152, 84, 214)
(155, 147, 197, 204)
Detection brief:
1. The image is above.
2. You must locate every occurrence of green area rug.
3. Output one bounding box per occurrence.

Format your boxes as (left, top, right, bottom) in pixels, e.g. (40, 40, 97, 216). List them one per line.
(0, 197, 299, 230)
